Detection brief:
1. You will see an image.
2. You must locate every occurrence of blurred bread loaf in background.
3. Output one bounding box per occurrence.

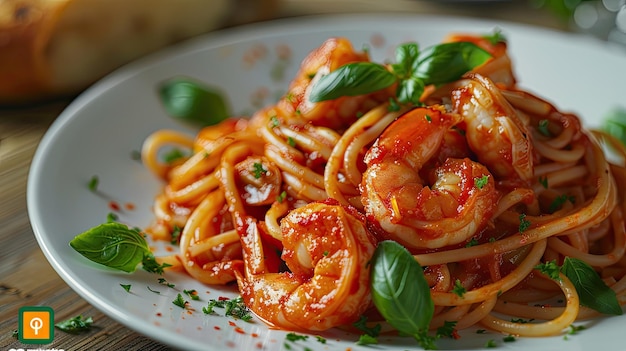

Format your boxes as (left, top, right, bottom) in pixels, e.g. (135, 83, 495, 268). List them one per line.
(0, 0, 278, 105)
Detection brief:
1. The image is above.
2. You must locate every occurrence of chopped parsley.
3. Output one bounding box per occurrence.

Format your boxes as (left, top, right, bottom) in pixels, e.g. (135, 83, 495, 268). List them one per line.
(357, 334, 379, 345)
(252, 162, 267, 179)
(568, 324, 585, 334)
(353, 315, 381, 337)
(286, 332, 308, 342)
(518, 214, 531, 233)
(162, 148, 188, 164)
(503, 335, 516, 342)
(270, 115, 280, 127)
(184, 289, 200, 301)
(158, 278, 175, 288)
(130, 150, 142, 161)
(287, 136, 296, 147)
(387, 97, 401, 112)
(120, 284, 131, 292)
(538, 175, 549, 189)
(485, 339, 497, 348)
(476, 329, 487, 334)
(452, 279, 467, 297)
(106, 212, 119, 223)
(147, 286, 161, 294)
(277, 191, 287, 203)
(170, 225, 181, 245)
(549, 194, 575, 213)
(315, 335, 327, 344)
(538, 119, 551, 136)
(55, 315, 93, 334)
(425, 114, 432, 122)
(172, 293, 188, 308)
(87, 175, 99, 192)
(465, 237, 479, 247)
(202, 297, 252, 321)
(142, 254, 172, 274)
(474, 175, 489, 189)
(484, 29, 506, 45)
(436, 320, 458, 338)
(535, 260, 561, 280)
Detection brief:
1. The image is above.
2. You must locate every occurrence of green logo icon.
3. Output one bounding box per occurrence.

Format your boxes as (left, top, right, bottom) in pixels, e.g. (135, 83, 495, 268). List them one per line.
(18, 306, 54, 344)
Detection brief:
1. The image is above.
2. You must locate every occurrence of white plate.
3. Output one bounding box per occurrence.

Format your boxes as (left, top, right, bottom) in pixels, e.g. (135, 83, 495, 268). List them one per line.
(28, 14, 626, 351)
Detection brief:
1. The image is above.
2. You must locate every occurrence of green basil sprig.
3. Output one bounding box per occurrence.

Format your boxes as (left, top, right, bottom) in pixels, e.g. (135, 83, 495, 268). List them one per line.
(307, 62, 397, 101)
(55, 315, 93, 334)
(70, 222, 170, 274)
(309, 41, 491, 106)
(370, 240, 436, 349)
(602, 107, 626, 145)
(561, 257, 623, 315)
(158, 77, 230, 127)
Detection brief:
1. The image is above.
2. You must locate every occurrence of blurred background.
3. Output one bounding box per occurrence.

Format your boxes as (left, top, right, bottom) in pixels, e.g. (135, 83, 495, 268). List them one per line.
(1, 0, 624, 106)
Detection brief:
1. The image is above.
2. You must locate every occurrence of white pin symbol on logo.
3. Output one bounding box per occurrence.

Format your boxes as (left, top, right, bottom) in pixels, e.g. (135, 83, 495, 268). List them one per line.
(30, 317, 43, 335)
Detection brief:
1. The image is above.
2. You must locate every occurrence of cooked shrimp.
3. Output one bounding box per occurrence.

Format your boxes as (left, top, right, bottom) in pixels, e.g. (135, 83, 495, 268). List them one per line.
(276, 37, 386, 131)
(450, 74, 534, 185)
(235, 200, 376, 331)
(361, 106, 500, 250)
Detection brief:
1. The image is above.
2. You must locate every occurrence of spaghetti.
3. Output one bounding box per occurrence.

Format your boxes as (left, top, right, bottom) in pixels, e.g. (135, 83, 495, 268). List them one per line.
(141, 35, 626, 337)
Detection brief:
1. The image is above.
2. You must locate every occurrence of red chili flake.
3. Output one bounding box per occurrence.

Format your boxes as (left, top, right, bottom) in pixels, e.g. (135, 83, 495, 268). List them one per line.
(251, 333, 259, 338)
(165, 246, 174, 252)
(226, 340, 236, 348)
(234, 327, 245, 334)
(156, 312, 162, 317)
(452, 329, 461, 339)
(228, 321, 237, 327)
(109, 201, 120, 211)
(214, 326, 221, 331)
(218, 296, 230, 301)
(255, 341, 263, 349)
(125, 202, 135, 210)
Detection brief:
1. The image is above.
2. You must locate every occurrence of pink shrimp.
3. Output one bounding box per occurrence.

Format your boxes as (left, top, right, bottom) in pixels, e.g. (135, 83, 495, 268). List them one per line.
(276, 37, 387, 130)
(235, 200, 376, 331)
(361, 106, 500, 250)
(450, 74, 534, 186)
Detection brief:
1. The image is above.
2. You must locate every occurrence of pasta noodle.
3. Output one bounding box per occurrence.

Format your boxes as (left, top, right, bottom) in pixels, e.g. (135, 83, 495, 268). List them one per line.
(141, 34, 626, 338)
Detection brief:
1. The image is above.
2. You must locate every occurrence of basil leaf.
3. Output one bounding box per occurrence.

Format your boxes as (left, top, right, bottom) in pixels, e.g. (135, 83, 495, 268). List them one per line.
(415, 42, 492, 86)
(158, 77, 230, 127)
(308, 62, 396, 102)
(561, 257, 623, 315)
(69, 222, 150, 273)
(393, 42, 420, 78)
(483, 29, 507, 45)
(603, 107, 626, 145)
(55, 315, 93, 334)
(395, 76, 425, 105)
(370, 240, 434, 342)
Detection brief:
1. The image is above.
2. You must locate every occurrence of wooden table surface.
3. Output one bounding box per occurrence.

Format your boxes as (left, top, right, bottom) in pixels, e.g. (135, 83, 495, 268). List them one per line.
(0, 1, 564, 350)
